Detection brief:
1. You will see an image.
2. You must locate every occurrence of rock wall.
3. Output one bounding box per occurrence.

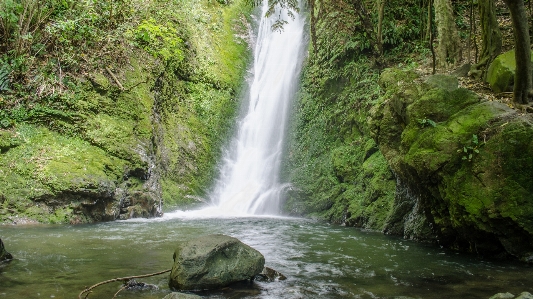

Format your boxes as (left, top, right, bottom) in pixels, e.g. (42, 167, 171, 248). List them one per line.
(0, 0, 252, 224)
(370, 69, 533, 260)
(284, 0, 533, 261)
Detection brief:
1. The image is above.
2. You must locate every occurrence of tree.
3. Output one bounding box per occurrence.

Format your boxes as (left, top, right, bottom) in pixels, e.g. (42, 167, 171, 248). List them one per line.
(502, 0, 532, 104)
(470, 0, 502, 80)
(434, 0, 462, 68)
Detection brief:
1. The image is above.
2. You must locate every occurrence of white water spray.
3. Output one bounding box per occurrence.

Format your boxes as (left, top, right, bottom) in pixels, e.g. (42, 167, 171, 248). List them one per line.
(189, 2, 306, 217)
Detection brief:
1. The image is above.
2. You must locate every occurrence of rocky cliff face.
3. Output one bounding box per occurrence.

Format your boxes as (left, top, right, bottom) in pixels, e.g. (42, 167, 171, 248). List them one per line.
(0, 0, 252, 224)
(370, 69, 533, 260)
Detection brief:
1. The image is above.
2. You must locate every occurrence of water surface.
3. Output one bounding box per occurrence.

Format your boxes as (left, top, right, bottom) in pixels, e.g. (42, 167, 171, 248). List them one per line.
(1, 217, 532, 299)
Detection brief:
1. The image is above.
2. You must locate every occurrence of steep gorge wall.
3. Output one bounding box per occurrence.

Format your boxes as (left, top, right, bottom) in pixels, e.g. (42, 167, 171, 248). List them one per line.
(0, 0, 252, 224)
(284, 0, 533, 261)
(283, 0, 397, 228)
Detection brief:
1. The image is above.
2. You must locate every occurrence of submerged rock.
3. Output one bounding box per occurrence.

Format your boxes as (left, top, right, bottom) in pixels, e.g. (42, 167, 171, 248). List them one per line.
(123, 279, 158, 291)
(162, 292, 202, 299)
(490, 293, 515, 299)
(169, 234, 265, 291)
(0, 238, 13, 262)
(489, 292, 533, 299)
(254, 267, 287, 282)
(517, 292, 533, 299)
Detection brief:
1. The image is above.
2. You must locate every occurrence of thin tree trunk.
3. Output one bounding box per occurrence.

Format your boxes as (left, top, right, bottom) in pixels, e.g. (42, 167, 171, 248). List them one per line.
(434, 0, 462, 68)
(471, 0, 502, 80)
(377, 0, 386, 55)
(503, 0, 532, 104)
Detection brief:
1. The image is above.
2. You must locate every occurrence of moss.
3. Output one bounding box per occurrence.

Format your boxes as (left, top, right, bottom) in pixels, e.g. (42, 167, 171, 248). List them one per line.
(374, 67, 533, 257)
(345, 151, 396, 229)
(407, 86, 480, 123)
(487, 50, 526, 92)
(0, 130, 21, 153)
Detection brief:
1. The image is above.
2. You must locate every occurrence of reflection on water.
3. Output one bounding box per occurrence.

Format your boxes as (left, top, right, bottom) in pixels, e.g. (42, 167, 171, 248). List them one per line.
(1, 217, 533, 298)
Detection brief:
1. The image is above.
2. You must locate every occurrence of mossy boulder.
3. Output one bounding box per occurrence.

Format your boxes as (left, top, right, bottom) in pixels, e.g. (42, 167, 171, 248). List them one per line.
(169, 234, 265, 291)
(486, 50, 533, 93)
(371, 68, 533, 260)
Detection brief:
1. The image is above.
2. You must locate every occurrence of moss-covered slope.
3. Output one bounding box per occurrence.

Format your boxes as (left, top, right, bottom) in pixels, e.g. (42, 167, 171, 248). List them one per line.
(0, 0, 252, 224)
(282, 0, 396, 229)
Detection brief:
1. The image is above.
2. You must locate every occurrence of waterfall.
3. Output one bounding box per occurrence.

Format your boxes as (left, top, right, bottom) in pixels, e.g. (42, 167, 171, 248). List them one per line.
(204, 2, 306, 216)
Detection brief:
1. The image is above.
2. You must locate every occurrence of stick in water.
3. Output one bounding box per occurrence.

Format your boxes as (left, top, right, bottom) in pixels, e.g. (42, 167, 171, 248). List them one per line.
(78, 269, 171, 299)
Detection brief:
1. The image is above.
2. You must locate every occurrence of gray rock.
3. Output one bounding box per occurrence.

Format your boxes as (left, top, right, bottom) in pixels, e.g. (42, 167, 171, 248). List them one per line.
(516, 292, 533, 299)
(0, 238, 13, 262)
(425, 74, 459, 91)
(162, 292, 202, 299)
(489, 293, 515, 299)
(169, 234, 265, 291)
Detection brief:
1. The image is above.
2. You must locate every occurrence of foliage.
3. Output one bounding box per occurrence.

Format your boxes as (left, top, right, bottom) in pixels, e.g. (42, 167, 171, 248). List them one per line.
(417, 118, 437, 128)
(130, 19, 184, 64)
(0, 0, 253, 222)
(457, 134, 482, 162)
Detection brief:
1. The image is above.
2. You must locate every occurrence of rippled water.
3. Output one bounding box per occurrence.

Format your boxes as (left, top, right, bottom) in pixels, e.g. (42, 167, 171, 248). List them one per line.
(1, 217, 533, 299)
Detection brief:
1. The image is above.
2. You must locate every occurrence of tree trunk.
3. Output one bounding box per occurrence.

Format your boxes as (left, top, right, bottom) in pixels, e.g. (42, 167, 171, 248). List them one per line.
(377, 0, 386, 56)
(471, 0, 502, 80)
(503, 0, 532, 104)
(434, 0, 462, 68)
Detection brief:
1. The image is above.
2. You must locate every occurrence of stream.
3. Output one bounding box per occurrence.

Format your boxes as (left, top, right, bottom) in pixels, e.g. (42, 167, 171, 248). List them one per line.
(2, 1, 533, 298)
(1, 215, 533, 299)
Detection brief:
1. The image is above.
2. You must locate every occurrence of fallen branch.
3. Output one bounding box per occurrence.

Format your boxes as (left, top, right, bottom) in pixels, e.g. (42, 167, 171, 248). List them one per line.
(105, 66, 124, 91)
(112, 285, 127, 299)
(78, 269, 171, 299)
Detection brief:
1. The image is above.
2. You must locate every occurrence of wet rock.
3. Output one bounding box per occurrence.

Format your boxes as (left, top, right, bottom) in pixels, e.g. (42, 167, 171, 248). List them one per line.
(254, 267, 287, 282)
(490, 293, 515, 299)
(123, 279, 158, 291)
(0, 238, 13, 262)
(169, 234, 265, 291)
(162, 292, 202, 299)
(517, 292, 533, 299)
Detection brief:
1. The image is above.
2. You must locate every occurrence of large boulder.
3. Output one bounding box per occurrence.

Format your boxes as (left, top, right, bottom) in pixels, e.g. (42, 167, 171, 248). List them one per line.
(486, 50, 533, 93)
(0, 238, 13, 261)
(169, 234, 265, 291)
(370, 69, 533, 260)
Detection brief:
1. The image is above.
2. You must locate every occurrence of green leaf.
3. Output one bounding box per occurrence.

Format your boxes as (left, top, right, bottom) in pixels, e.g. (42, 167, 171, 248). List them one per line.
(472, 134, 478, 145)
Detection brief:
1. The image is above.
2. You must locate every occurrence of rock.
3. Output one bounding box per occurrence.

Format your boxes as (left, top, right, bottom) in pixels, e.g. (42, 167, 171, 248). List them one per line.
(425, 74, 459, 91)
(486, 50, 533, 92)
(254, 266, 287, 282)
(516, 292, 533, 299)
(371, 68, 533, 259)
(169, 234, 265, 291)
(123, 279, 158, 291)
(451, 63, 471, 77)
(162, 292, 202, 299)
(0, 238, 13, 262)
(489, 293, 515, 299)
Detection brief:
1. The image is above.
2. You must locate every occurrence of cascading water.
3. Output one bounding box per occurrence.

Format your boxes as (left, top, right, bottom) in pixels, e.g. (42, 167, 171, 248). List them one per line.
(202, 2, 306, 216)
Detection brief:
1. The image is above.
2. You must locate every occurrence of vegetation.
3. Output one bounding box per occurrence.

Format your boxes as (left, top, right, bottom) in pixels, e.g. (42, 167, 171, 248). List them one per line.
(0, 0, 253, 223)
